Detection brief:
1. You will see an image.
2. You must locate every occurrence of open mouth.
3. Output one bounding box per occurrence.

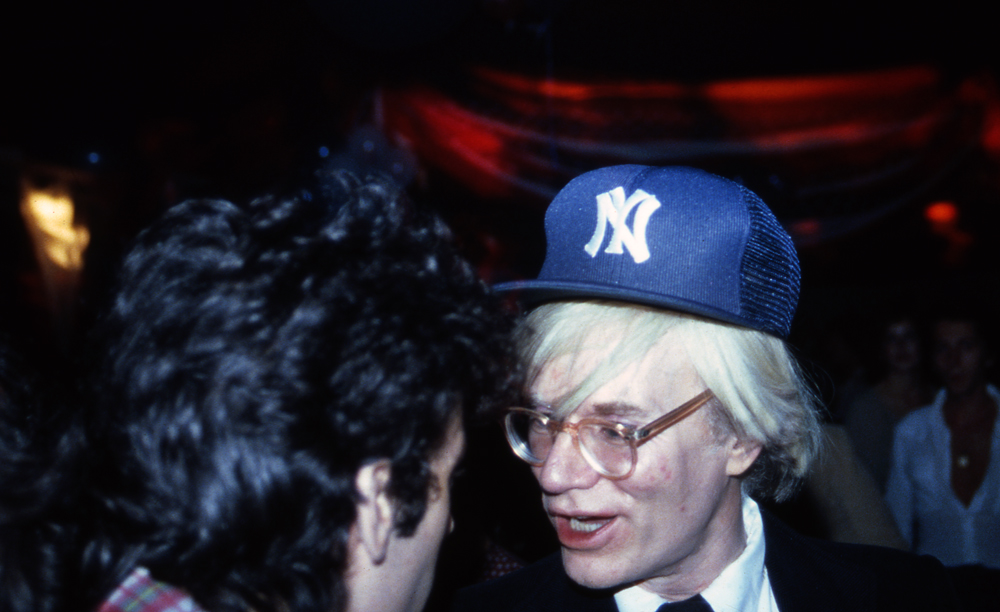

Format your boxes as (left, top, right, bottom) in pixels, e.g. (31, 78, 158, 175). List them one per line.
(553, 514, 617, 548)
(569, 517, 613, 533)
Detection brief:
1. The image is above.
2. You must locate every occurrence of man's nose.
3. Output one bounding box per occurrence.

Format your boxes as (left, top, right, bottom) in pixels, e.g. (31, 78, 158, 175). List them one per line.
(534, 431, 601, 493)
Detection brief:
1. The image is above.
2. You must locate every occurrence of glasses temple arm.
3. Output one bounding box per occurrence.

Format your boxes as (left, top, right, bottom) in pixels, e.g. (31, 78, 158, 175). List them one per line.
(635, 389, 715, 440)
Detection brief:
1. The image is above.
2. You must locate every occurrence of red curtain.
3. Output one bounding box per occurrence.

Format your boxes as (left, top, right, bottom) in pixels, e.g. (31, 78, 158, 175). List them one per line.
(383, 66, 1000, 245)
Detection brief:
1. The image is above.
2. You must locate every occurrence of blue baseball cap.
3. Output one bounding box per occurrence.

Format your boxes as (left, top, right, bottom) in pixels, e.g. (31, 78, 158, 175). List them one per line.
(496, 165, 800, 338)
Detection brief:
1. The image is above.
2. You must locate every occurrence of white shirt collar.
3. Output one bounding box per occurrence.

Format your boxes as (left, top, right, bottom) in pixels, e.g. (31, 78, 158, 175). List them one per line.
(613, 494, 769, 612)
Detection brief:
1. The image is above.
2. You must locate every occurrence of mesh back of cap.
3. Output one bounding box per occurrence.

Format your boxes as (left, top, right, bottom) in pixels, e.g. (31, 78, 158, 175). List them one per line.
(738, 185, 800, 337)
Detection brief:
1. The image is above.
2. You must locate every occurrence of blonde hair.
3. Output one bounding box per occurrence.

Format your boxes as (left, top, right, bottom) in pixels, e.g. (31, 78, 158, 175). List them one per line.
(518, 300, 821, 502)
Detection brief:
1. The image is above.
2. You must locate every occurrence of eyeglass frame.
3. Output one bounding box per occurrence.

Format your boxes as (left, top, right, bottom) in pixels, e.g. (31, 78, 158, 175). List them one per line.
(503, 389, 716, 479)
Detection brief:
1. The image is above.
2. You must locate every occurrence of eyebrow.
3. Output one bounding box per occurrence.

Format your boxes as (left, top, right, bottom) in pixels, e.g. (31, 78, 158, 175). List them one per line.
(590, 401, 648, 420)
(527, 396, 650, 420)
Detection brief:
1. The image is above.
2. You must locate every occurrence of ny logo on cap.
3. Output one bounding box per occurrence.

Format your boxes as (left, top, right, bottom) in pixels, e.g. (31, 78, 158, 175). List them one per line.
(584, 187, 661, 264)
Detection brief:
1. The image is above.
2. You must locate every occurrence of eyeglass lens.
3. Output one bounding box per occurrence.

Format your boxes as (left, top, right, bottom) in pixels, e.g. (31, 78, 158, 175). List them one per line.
(505, 412, 635, 477)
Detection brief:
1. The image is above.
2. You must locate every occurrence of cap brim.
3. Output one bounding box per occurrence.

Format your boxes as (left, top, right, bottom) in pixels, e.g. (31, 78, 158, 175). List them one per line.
(495, 278, 756, 332)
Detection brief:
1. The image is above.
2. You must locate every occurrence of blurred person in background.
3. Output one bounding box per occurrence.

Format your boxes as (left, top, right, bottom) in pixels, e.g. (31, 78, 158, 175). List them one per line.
(844, 312, 933, 493)
(886, 307, 1000, 568)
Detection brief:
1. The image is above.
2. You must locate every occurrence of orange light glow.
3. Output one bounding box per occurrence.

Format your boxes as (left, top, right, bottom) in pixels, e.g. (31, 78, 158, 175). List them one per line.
(924, 201, 958, 225)
(20, 183, 90, 271)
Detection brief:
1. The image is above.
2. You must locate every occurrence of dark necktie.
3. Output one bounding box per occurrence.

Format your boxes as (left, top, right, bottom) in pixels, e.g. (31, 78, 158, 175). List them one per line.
(655, 594, 714, 612)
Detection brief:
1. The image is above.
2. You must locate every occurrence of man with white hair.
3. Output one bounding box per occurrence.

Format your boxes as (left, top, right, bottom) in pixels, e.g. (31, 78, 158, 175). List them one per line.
(454, 166, 963, 612)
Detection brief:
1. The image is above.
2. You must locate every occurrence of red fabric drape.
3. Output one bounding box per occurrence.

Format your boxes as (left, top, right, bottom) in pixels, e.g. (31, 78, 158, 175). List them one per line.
(383, 66, 999, 245)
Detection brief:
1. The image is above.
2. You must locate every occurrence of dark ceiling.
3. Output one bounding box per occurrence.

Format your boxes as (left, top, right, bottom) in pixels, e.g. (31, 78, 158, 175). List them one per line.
(4, 0, 995, 171)
(3, 1, 999, 354)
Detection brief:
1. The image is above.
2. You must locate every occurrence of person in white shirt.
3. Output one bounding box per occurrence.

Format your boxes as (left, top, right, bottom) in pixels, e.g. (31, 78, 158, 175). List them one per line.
(886, 311, 1000, 567)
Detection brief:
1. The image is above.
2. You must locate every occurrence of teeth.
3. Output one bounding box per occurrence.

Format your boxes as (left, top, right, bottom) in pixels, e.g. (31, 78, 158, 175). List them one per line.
(569, 517, 610, 533)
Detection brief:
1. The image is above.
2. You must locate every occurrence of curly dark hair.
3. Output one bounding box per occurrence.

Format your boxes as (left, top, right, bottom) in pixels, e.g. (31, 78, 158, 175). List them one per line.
(1, 339, 52, 611)
(2, 170, 517, 612)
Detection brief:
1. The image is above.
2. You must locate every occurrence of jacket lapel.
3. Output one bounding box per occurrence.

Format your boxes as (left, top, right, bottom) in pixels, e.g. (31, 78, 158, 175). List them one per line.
(762, 510, 877, 612)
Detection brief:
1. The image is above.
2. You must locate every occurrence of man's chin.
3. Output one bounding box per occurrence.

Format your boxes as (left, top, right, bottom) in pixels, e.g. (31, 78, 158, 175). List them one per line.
(561, 549, 629, 591)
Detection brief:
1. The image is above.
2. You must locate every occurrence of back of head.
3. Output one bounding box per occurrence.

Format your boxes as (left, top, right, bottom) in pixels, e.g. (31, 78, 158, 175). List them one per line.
(62, 170, 516, 612)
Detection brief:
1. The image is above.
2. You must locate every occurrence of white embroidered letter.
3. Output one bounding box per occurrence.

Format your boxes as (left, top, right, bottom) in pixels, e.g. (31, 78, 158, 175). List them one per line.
(583, 188, 661, 263)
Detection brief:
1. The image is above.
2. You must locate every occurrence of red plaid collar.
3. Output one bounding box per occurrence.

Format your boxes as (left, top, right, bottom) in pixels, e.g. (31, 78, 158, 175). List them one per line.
(98, 567, 206, 612)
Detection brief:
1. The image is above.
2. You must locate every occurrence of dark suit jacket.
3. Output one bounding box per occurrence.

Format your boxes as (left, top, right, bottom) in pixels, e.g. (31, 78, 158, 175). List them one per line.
(451, 512, 965, 612)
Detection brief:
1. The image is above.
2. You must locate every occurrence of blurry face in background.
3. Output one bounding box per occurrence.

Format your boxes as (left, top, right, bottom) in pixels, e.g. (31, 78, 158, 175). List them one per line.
(933, 320, 990, 397)
(884, 320, 921, 374)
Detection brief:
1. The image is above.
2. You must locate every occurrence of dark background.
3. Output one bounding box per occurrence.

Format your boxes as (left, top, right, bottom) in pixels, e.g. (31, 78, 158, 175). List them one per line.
(4, 1, 998, 337)
(3, 0, 1000, 601)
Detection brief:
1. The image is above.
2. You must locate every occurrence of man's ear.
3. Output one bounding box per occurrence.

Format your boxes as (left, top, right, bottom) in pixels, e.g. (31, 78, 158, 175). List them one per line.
(353, 459, 395, 565)
(725, 437, 763, 478)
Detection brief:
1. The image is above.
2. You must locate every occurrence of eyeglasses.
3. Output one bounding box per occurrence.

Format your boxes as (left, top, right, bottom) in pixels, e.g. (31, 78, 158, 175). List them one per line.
(503, 389, 714, 479)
